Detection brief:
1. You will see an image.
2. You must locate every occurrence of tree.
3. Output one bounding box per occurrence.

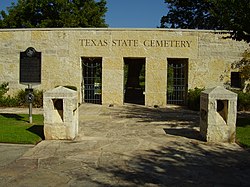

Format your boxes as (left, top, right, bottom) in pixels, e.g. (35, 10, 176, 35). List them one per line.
(160, 0, 222, 30)
(160, 0, 250, 91)
(160, 0, 250, 42)
(232, 50, 250, 92)
(0, 0, 108, 28)
(210, 0, 250, 42)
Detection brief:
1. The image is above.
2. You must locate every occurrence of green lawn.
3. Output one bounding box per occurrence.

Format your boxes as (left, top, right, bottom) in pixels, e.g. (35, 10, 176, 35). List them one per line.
(236, 117, 250, 148)
(0, 112, 249, 148)
(0, 113, 44, 144)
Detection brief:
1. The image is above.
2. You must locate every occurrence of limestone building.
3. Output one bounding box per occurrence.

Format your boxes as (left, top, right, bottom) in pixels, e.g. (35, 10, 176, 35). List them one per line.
(0, 28, 248, 106)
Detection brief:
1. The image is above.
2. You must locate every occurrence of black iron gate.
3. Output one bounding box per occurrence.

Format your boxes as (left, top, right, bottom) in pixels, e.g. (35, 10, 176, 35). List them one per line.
(82, 57, 102, 104)
(167, 59, 188, 105)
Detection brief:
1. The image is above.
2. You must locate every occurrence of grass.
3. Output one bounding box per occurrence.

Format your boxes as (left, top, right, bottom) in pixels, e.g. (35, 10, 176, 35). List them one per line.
(0, 113, 44, 144)
(236, 116, 250, 149)
(0, 111, 249, 149)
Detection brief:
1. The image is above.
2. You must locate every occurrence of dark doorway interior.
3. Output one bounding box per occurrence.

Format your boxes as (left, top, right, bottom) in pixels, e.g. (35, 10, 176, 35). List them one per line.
(167, 58, 188, 105)
(82, 57, 102, 104)
(124, 58, 145, 105)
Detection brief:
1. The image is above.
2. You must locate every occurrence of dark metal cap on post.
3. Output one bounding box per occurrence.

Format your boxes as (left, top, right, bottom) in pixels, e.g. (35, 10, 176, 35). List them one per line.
(25, 92, 35, 103)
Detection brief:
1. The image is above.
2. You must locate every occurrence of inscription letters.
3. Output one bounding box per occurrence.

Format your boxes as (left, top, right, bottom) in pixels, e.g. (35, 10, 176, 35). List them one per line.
(112, 39, 139, 47)
(79, 39, 108, 47)
(143, 40, 191, 47)
(79, 39, 192, 48)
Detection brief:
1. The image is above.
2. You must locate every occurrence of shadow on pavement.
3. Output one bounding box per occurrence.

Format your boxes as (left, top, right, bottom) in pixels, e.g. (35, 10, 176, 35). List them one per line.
(76, 141, 250, 186)
(164, 128, 204, 141)
(1, 104, 250, 186)
(109, 104, 200, 128)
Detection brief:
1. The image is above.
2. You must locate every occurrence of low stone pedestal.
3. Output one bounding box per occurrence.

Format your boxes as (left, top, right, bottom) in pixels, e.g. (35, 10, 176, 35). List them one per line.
(200, 86, 237, 143)
(43, 86, 78, 140)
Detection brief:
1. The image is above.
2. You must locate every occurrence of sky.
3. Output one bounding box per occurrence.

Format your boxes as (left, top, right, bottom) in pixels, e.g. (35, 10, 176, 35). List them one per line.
(0, 0, 167, 28)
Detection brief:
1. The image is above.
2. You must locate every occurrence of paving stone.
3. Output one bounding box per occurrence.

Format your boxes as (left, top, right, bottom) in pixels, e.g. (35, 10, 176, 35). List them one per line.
(0, 104, 250, 186)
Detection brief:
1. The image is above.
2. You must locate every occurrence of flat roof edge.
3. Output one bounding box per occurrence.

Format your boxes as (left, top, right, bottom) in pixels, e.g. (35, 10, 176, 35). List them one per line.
(0, 27, 232, 33)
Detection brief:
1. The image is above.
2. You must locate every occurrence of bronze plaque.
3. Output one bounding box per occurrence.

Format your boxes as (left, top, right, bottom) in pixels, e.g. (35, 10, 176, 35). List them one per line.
(20, 47, 41, 84)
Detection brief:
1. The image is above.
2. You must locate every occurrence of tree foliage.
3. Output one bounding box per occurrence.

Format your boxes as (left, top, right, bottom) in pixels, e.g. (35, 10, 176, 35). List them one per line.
(211, 0, 250, 42)
(0, 0, 108, 28)
(161, 0, 250, 42)
(231, 50, 250, 92)
(160, 0, 221, 30)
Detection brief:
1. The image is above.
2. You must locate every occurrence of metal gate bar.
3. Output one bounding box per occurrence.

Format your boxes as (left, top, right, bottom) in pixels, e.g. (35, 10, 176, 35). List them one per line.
(82, 58, 102, 104)
(167, 60, 187, 105)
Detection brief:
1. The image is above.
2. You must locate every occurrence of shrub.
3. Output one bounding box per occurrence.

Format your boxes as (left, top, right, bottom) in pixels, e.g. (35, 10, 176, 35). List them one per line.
(0, 95, 19, 107)
(16, 89, 26, 106)
(187, 87, 250, 111)
(0, 82, 13, 107)
(233, 90, 250, 111)
(0, 83, 43, 108)
(15, 89, 43, 108)
(187, 87, 205, 111)
(32, 89, 43, 107)
(0, 82, 9, 98)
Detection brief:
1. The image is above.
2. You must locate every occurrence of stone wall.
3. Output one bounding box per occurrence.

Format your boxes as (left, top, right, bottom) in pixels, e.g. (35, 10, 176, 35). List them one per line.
(189, 31, 247, 89)
(0, 28, 248, 106)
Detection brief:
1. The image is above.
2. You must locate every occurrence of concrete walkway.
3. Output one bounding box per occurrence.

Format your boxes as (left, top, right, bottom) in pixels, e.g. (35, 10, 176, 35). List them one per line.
(0, 104, 250, 186)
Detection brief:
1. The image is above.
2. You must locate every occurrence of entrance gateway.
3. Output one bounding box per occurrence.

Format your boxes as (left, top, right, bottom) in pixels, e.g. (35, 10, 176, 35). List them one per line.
(124, 58, 145, 105)
(167, 58, 188, 105)
(0, 28, 247, 107)
(81, 57, 147, 105)
(81, 56, 188, 106)
(82, 57, 102, 104)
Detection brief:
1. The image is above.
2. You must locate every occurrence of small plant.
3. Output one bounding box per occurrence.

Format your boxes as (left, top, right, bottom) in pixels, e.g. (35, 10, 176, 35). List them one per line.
(0, 95, 19, 107)
(231, 49, 250, 92)
(0, 82, 43, 108)
(233, 90, 250, 111)
(187, 87, 205, 111)
(33, 89, 43, 107)
(15, 89, 43, 108)
(16, 89, 26, 106)
(0, 82, 17, 107)
(0, 82, 9, 98)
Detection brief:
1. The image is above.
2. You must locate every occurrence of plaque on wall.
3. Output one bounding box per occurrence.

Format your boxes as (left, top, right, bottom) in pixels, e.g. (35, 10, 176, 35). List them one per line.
(20, 47, 41, 84)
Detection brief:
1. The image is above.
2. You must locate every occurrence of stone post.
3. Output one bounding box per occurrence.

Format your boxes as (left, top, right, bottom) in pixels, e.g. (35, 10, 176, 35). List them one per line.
(200, 86, 237, 143)
(43, 86, 79, 140)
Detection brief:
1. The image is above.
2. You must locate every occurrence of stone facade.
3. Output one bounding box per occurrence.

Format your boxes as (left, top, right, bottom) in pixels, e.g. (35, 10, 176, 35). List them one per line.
(0, 28, 248, 106)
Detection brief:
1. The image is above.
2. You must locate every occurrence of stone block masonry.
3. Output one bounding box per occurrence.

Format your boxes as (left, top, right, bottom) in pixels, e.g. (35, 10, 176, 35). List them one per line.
(0, 28, 248, 107)
(43, 86, 78, 140)
(200, 86, 237, 143)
